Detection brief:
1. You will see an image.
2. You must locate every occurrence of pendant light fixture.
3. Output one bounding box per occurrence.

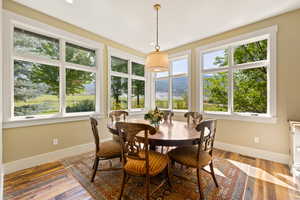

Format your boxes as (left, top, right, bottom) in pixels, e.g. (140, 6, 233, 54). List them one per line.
(145, 4, 169, 72)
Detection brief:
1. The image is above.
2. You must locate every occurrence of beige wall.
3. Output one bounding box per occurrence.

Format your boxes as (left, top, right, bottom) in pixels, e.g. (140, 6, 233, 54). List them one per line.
(2, 0, 145, 163)
(167, 9, 300, 155)
(3, 0, 300, 163)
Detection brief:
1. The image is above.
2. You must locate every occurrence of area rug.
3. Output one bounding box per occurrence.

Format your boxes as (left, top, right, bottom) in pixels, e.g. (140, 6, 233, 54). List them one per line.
(61, 152, 247, 200)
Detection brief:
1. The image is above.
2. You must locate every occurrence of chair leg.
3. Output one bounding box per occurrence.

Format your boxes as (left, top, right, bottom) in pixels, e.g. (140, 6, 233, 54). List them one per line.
(119, 171, 126, 200)
(166, 165, 172, 189)
(91, 157, 99, 182)
(171, 159, 175, 168)
(92, 158, 96, 169)
(146, 175, 150, 200)
(209, 162, 219, 188)
(196, 168, 204, 200)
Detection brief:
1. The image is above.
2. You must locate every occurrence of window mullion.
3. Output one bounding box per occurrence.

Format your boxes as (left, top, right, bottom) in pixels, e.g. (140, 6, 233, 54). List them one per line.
(59, 39, 66, 116)
(169, 63, 173, 110)
(128, 60, 132, 111)
(228, 47, 234, 114)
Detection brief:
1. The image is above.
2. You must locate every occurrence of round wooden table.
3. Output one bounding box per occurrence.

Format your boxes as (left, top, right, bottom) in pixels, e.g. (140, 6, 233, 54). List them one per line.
(107, 119, 201, 148)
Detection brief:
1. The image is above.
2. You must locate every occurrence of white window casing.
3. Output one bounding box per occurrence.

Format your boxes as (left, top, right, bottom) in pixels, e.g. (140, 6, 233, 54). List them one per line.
(2, 11, 105, 128)
(108, 47, 148, 114)
(196, 25, 277, 123)
(152, 50, 192, 112)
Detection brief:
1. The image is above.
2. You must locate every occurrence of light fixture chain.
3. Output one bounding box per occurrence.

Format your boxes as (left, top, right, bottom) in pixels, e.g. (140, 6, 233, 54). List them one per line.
(155, 5, 160, 51)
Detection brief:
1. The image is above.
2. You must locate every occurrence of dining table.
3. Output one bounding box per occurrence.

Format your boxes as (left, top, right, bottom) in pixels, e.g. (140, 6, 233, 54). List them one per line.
(107, 119, 201, 150)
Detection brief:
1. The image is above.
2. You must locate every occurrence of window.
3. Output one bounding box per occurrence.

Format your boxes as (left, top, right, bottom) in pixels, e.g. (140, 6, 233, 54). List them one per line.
(154, 53, 190, 110)
(6, 24, 102, 121)
(198, 26, 277, 121)
(109, 49, 146, 111)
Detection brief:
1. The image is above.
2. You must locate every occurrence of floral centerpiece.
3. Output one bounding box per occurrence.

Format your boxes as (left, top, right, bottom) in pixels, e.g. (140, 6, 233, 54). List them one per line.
(144, 107, 164, 128)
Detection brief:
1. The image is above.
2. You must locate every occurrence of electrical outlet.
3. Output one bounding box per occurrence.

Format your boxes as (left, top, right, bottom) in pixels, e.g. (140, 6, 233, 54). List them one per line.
(53, 138, 59, 145)
(254, 137, 260, 144)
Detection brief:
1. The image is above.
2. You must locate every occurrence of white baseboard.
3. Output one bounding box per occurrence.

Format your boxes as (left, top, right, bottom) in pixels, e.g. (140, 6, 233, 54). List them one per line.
(215, 141, 289, 164)
(3, 138, 110, 175)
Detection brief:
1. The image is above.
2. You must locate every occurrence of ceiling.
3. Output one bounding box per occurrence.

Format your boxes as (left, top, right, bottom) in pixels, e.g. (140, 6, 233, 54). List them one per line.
(13, 0, 300, 53)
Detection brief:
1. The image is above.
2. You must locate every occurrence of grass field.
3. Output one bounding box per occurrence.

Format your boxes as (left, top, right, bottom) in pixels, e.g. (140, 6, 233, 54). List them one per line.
(15, 95, 225, 116)
(111, 97, 145, 110)
(15, 95, 95, 116)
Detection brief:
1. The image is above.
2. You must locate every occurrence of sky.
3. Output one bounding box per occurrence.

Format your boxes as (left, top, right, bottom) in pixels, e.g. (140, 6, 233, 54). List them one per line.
(202, 49, 226, 69)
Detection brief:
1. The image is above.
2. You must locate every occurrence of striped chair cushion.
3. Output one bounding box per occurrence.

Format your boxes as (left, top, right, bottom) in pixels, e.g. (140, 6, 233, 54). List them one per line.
(168, 146, 212, 168)
(124, 151, 168, 176)
(97, 140, 121, 158)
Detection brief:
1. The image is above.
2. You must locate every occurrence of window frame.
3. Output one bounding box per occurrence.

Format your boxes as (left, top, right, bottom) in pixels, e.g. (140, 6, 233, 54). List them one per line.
(108, 47, 148, 114)
(196, 26, 277, 123)
(3, 11, 105, 128)
(152, 50, 192, 112)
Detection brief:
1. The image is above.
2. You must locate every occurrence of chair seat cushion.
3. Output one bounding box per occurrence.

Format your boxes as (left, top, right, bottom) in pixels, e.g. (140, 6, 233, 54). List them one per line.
(168, 146, 212, 168)
(124, 151, 168, 176)
(97, 140, 121, 158)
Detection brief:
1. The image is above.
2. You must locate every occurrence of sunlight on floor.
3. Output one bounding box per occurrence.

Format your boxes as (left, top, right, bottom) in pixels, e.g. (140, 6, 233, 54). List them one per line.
(227, 159, 300, 191)
(203, 165, 226, 178)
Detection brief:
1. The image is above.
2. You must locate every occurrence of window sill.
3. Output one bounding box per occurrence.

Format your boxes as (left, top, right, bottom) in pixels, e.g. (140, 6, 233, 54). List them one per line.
(203, 112, 277, 124)
(3, 113, 105, 129)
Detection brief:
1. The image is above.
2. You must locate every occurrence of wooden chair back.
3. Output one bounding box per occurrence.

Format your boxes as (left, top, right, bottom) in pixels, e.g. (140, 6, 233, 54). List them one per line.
(163, 110, 174, 122)
(109, 110, 129, 123)
(116, 122, 156, 171)
(184, 112, 203, 124)
(90, 117, 100, 153)
(195, 120, 217, 158)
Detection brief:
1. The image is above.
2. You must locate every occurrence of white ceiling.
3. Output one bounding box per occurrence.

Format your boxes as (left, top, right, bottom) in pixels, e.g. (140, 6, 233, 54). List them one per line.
(13, 0, 300, 53)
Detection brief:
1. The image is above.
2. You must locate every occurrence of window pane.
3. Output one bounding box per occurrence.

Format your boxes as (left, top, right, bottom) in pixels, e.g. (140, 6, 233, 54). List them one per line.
(14, 27, 59, 60)
(234, 67, 267, 113)
(203, 72, 228, 112)
(132, 62, 145, 76)
(172, 59, 188, 75)
(66, 43, 96, 67)
(172, 77, 188, 110)
(66, 69, 96, 113)
(111, 56, 128, 73)
(131, 79, 145, 109)
(203, 49, 227, 69)
(156, 71, 168, 78)
(14, 60, 59, 117)
(234, 39, 267, 64)
(111, 76, 128, 110)
(155, 79, 169, 109)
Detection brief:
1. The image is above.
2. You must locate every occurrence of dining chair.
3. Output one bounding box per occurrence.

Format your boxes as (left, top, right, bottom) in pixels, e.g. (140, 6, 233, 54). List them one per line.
(90, 117, 122, 182)
(184, 112, 203, 124)
(162, 110, 174, 123)
(116, 122, 171, 200)
(168, 120, 218, 200)
(109, 110, 129, 142)
(109, 110, 129, 123)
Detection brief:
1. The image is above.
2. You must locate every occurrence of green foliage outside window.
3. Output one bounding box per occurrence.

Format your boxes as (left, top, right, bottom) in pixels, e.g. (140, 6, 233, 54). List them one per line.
(13, 28, 97, 116)
(204, 39, 268, 113)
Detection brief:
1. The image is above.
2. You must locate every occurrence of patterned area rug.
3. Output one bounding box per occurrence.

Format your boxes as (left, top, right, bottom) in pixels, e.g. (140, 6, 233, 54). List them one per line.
(61, 152, 247, 200)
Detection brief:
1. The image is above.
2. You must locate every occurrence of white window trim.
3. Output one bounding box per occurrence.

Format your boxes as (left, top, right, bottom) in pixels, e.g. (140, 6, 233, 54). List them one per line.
(196, 25, 277, 123)
(152, 50, 192, 112)
(108, 47, 148, 114)
(2, 11, 105, 128)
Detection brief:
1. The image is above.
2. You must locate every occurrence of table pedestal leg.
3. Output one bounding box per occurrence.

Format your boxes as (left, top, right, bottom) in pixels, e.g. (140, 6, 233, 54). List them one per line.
(150, 144, 156, 151)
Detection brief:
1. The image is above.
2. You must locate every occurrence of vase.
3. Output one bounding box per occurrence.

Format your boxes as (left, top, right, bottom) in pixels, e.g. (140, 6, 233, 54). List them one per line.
(150, 120, 160, 130)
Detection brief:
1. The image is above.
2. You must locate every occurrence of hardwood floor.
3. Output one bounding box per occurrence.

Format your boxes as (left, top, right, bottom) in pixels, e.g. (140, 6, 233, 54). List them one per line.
(4, 149, 300, 200)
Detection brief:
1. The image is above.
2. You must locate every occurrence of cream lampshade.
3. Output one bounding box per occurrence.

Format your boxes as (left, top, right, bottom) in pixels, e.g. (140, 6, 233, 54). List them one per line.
(145, 50, 169, 72)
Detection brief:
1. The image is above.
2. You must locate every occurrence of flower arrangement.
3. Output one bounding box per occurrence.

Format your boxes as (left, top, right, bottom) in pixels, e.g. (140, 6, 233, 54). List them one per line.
(144, 107, 164, 128)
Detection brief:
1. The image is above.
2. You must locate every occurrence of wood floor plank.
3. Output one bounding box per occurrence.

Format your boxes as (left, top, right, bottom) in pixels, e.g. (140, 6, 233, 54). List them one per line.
(4, 149, 300, 200)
